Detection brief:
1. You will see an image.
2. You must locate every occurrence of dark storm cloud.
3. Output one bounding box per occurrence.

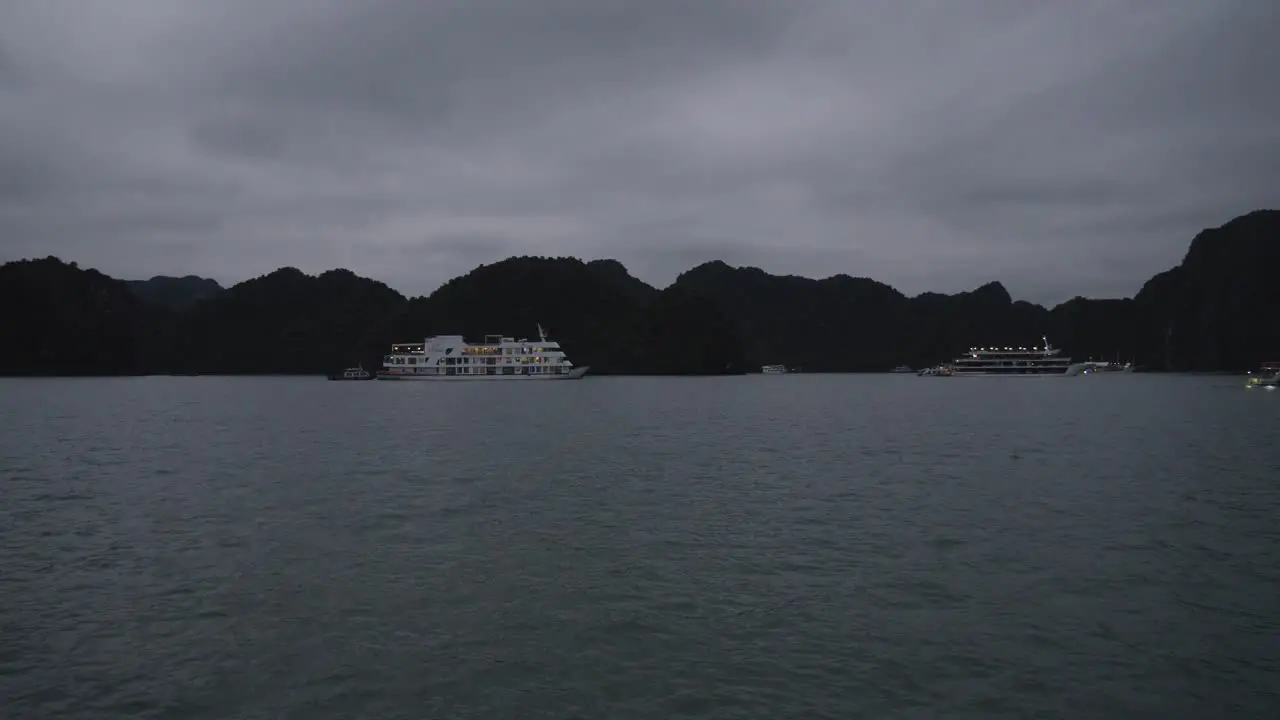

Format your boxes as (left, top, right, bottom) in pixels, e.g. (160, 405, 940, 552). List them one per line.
(0, 0, 1275, 303)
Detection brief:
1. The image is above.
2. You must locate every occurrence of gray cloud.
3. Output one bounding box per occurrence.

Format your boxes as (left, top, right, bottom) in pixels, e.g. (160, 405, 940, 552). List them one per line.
(1, 0, 1276, 304)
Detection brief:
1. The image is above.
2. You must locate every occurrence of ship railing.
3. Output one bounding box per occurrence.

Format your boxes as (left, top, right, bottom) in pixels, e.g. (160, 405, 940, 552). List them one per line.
(965, 349, 1061, 356)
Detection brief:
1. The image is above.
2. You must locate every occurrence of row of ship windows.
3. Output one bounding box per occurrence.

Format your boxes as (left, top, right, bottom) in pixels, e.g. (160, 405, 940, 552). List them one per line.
(388, 366, 570, 375)
(461, 347, 554, 356)
(389, 347, 553, 356)
(956, 360, 1068, 365)
(385, 356, 559, 365)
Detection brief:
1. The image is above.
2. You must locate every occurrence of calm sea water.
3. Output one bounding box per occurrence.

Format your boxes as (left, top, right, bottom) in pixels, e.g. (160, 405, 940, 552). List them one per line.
(1, 374, 1277, 719)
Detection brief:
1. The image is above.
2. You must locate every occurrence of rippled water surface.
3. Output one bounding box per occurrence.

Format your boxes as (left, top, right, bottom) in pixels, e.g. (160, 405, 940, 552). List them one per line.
(2, 374, 1278, 718)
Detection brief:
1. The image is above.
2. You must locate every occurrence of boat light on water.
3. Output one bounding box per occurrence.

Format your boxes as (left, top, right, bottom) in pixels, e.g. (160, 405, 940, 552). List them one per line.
(1246, 362, 1280, 389)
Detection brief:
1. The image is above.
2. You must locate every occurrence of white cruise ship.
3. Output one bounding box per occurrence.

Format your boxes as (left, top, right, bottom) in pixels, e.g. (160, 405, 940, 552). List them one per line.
(377, 324, 589, 380)
(947, 337, 1088, 377)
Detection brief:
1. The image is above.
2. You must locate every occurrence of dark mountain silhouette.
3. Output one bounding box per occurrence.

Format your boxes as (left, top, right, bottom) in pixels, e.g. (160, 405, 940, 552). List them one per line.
(586, 258, 659, 303)
(167, 267, 407, 374)
(0, 257, 159, 375)
(666, 266, 1084, 371)
(378, 256, 744, 375)
(668, 262, 914, 371)
(1131, 209, 1279, 370)
(0, 209, 1274, 376)
(125, 275, 224, 310)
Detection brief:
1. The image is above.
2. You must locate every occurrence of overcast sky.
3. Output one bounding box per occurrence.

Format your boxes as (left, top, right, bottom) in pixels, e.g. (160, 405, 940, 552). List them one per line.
(1, 0, 1276, 304)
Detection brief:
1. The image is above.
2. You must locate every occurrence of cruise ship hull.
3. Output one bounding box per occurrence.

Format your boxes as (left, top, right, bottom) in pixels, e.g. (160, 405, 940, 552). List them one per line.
(951, 363, 1088, 377)
(377, 366, 590, 381)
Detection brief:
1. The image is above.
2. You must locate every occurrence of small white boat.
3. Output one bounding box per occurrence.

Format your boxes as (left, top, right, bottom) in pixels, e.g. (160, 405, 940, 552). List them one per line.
(327, 364, 373, 381)
(1080, 360, 1133, 374)
(760, 364, 788, 374)
(917, 365, 953, 377)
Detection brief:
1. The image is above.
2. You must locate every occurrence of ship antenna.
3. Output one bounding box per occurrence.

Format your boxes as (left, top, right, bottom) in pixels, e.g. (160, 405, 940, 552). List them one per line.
(537, 323, 547, 342)
(1042, 335, 1050, 355)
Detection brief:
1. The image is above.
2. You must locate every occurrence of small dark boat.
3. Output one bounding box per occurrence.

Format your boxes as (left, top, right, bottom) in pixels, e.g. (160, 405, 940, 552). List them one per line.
(1246, 362, 1280, 389)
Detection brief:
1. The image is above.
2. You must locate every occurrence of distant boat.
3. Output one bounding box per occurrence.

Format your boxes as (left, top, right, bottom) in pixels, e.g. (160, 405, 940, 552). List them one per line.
(1080, 351, 1135, 374)
(761, 364, 788, 374)
(1246, 362, 1280, 389)
(328, 364, 373, 381)
(1081, 360, 1133, 374)
(890, 365, 914, 373)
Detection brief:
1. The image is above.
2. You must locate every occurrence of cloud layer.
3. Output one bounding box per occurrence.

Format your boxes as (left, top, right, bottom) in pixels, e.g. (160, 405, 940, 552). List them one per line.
(1, 0, 1276, 303)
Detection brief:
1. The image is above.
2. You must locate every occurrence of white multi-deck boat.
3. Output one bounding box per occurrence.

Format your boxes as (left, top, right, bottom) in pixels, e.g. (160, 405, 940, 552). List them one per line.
(377, 324, 589, 380)
(946, 337, 1088, 377)
(761, 364, 788, 374)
